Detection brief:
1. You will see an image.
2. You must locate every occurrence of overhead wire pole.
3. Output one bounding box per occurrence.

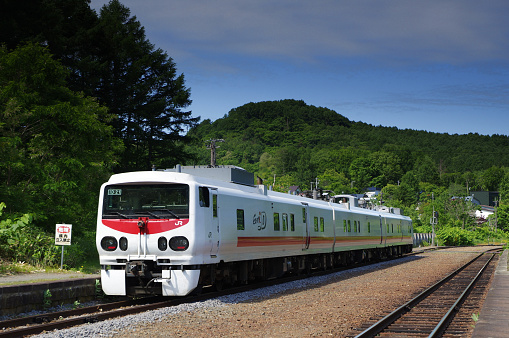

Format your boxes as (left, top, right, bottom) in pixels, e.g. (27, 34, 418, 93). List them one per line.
(431, 193, 437, 246)
(207, 139, 224, 167)
(494, 197, 498, 233)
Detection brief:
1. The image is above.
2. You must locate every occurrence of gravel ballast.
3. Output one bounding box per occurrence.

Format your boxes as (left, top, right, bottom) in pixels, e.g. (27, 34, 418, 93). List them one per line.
(34, 247, 496, 338)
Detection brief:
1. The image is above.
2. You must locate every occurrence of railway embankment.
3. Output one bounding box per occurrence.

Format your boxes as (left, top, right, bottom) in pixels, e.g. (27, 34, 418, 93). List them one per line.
(0, 274, 99, 316)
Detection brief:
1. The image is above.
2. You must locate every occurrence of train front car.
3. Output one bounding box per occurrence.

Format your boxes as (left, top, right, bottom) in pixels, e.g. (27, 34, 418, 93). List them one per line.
(96, 171, 202, 296)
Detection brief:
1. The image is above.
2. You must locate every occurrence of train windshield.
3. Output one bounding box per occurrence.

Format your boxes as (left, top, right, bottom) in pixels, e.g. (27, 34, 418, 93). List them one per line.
(102, 184, 189, 219)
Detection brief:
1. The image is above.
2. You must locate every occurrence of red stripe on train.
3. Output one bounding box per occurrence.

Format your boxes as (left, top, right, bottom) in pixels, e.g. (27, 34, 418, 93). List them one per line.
(102, 219, 189, 234)
(237, 236, 335, 247)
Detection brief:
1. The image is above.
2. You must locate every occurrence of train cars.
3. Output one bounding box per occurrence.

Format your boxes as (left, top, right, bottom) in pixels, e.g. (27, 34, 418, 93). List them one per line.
(97, 165, 412, 296)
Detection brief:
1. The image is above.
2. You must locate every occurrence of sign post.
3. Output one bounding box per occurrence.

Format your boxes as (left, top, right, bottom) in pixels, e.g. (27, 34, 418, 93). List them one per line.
(55, 224, 72, 269)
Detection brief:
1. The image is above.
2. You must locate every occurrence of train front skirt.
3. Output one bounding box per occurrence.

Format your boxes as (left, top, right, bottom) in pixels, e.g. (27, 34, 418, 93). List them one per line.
(100, 267, 200, 296)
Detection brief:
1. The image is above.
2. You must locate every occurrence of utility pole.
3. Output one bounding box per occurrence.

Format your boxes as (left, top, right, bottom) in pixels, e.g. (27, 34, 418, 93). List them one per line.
(494, 197, 498, 233)
(207, 139, 224, 167)
(430, 193, 437, 246)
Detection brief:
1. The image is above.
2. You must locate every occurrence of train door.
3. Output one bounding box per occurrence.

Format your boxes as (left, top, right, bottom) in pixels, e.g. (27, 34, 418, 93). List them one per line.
(331, 207, 336, 251)
(302, 202, 310, 250)
(210, 189, 220, 256)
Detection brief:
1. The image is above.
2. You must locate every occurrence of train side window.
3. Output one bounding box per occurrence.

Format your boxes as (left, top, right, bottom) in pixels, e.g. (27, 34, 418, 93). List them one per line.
(348, 220, 351, 232)
(367, 222, 371, 233)
(282, 213, 288, 231)
(290, 214, 295, 231)
(354, 220, 357, 232)
(392, 224, 394, 233)
(320, 217, 324, 232)
(359, 221, 362, 233)
(213, 194, 218, 217)
(302, 208, 306, 223)
(343, 220, 347, 232)
(237, 209, 245, 230)
(199, 187, 210, 207)
(314, 217, 319, 232)
(387, 223, 389, 233)
(274, 213, 280, 231)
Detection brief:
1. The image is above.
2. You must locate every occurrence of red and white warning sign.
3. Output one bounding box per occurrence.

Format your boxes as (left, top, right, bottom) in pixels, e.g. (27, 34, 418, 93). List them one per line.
(55, 224, 72, 245)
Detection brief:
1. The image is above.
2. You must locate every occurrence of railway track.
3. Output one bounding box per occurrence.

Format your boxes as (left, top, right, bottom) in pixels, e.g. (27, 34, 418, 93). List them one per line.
(351, 249, 499, 337)
(0, 248, 431, 337)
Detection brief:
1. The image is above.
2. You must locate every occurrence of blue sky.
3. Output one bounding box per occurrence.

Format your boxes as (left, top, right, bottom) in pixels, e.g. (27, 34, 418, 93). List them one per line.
(90, 1, 509, 136)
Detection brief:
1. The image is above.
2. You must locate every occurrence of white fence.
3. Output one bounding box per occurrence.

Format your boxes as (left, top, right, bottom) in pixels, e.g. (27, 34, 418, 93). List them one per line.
(413, 233, 434, 247)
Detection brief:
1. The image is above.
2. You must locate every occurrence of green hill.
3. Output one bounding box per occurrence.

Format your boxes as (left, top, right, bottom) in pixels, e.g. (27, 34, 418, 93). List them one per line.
(188, 99, 509, 192)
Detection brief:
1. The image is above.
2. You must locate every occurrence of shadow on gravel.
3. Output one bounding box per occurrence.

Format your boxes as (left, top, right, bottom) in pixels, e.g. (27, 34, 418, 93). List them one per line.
(217, 254, 427, 305)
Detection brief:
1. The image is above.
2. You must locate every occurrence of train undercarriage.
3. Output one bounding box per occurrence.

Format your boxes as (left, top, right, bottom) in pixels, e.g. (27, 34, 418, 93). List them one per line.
(120, 244, 413, 296)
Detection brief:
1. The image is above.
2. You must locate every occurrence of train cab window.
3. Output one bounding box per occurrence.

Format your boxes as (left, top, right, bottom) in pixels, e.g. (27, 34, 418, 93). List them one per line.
(314, 217, 319, 232)
(348, 220, 351, 232)
(343, 220, 347, 232)
(274, 213, 280, 231)
(237, 209, 245, 230)
(282, 213, 288, 231)
(213, 194, 218, 217)
(290, 214, 295, 231)
(367, 222, 371, 233)
(320, 217, 325, 232)
(199, 187, 210, 207)
(103, 183, 189, 219)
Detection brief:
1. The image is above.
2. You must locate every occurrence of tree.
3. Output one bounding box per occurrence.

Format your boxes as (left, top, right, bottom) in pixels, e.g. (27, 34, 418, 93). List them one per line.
(0, 43, 121, 231)
(318, 169, 350, 194)
(443, 184, 478, 229)
(94, 0, 198, 171)
(414, 155, 439, 184)
(496, 204, 509, 232)
(1, 0, 199, 172)
(349, 157, 372, 191)
(479, 166, 505, 191)
(368, 151, 403, 187)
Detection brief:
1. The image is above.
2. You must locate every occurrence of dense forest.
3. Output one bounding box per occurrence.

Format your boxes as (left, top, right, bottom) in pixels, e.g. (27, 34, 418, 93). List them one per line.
(0, 0, 197, 270)
(0, 1, 508, 271)
(189, 99, 509, 191)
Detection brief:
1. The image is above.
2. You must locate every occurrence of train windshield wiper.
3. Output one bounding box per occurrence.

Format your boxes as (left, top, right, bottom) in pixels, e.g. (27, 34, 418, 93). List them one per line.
(135, 211, 161, 219)
(108, 211, 129, 219)
(154, 209, 180, 219)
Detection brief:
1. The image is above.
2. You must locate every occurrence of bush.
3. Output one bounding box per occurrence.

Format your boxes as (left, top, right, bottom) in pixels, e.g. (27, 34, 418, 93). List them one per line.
(436, 227, 475, 246)
(0, 202, 59, 266)
(414, 224, 432, 233)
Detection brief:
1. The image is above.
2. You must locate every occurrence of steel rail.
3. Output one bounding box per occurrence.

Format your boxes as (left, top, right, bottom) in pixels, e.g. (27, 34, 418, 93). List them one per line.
(0, 296, 160, 330)
(428, 252, 495, 337)
(354, 251, 493, 338)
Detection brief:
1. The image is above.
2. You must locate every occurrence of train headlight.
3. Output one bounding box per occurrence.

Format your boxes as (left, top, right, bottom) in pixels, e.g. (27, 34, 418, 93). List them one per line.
(101, 236, 118, 251)
(169, 236, 189, 251)
(119, 237, 128, 251)
(158, 236, 168, 251)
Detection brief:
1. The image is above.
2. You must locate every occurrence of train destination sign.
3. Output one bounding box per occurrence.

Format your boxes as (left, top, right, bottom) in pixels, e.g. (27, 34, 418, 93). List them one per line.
(55, 223, 72, 245)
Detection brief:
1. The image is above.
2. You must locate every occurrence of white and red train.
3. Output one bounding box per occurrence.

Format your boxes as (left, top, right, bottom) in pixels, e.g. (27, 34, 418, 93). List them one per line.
(97, 165, 413, 296)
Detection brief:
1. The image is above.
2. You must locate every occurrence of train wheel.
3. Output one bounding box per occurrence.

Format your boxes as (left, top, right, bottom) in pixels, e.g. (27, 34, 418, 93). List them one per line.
(213, 279, 224, 291)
